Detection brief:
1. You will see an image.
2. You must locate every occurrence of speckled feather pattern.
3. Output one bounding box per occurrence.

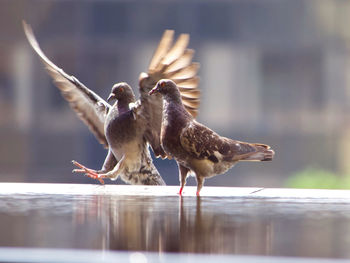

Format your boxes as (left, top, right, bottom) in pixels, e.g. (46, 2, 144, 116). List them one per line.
(153, 79, 274, 193)
(24, 22, 200, 187)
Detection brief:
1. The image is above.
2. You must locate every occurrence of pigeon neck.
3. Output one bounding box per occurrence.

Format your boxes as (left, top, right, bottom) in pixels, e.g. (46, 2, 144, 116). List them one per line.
(117, 100, 132, 114)
(163, 92, 183, 105)
(163, 93, 191, 119)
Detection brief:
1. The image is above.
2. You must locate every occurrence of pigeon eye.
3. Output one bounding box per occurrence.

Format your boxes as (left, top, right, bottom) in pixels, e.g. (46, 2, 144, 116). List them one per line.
(119, 87, 124, 92)
(160, 82, 165, 88)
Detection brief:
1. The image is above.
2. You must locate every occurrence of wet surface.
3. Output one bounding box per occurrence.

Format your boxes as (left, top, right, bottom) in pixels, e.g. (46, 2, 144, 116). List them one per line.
(0, 184, 350, 259)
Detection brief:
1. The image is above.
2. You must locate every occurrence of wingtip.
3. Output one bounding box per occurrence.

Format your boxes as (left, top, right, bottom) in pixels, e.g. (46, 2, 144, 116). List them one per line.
(178, 33, 190, 43)
(22, 19, 27, 28)
(160, 33, 190, 67)
(148, 29, 175, 72)
(22, 20, 34, 37)
(164, 29, 174, 35)
(22, 19, 38, 51)
(22, 19, 31, 37)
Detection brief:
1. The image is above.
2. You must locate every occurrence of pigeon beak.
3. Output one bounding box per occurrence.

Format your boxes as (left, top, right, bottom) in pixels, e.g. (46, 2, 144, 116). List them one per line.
(107, 93, 116, 103)
(149, 86, 158, 96)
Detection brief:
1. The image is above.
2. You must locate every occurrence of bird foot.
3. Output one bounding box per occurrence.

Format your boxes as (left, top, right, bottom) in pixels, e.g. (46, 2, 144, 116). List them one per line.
(196, 191, 200, 196)
(72, 160, 105, 184)
(178, 187, 184, 196)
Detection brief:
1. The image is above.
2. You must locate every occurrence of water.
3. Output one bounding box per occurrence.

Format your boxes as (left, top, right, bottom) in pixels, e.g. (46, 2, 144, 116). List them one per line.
(0, 186, 350, 259)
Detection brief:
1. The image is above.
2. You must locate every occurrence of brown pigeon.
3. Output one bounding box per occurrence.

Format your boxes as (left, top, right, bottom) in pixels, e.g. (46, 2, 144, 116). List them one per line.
(150, 79, 275, 195)
(23, 21, 200, 185)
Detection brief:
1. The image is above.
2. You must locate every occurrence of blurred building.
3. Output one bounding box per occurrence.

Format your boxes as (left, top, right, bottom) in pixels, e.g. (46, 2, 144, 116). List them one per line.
(1, 0, 350, 187)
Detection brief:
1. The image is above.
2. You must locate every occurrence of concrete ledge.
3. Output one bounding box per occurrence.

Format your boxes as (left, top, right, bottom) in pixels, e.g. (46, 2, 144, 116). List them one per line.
(0, 183, 350, 202)
(0, 247, 348, 263)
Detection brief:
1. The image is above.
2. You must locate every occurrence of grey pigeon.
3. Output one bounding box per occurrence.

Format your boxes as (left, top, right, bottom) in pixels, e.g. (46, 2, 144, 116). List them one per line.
(149, 79, 275, 194)
(23, 21, 200, 185)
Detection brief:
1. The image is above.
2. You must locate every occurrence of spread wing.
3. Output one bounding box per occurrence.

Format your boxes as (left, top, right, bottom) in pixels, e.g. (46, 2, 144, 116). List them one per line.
(23, 21, 110, 148)
(141, 30, 200, 117)
(139, 30, 200, 158)
(180, 121, 259, 163)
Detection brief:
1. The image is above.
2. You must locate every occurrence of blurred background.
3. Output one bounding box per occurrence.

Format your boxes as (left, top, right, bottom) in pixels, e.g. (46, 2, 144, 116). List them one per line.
(1, 0, 350, 188)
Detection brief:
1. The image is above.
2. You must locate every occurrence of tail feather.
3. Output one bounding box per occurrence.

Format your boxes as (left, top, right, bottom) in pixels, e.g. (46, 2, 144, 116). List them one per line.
(140, 146, 166, 185)
(138, 165, 166, 185)
(240, 143, 275, 162)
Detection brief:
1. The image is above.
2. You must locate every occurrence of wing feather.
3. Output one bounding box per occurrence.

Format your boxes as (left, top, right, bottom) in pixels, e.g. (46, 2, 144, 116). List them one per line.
(160, 34, 189, 66)
(180, 121, 222, 160)
(175, 76, 200, 88)
(164, 49, 194, 74)
(139, 30, 201, 158)
(165, 63, 200, 80)
(148, 30, 174, 73)
(23, 21, 109, 148)
(180, 121, 264, 162)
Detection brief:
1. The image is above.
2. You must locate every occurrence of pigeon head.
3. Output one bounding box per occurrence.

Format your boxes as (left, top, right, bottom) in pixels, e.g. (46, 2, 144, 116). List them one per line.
(108, 82, 135, 103)
(149, 79, 180, 99)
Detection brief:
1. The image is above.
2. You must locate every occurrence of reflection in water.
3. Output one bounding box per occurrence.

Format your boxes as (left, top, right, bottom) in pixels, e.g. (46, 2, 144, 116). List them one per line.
(0, 193, 350, 258)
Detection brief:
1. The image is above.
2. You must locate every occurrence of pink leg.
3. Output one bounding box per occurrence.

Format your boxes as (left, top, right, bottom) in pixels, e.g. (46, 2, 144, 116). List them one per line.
(196, 176, 204, 197)
(178, 186, 184, 196)
(178, 165, 189, 196)
(72, 160, 105, 184)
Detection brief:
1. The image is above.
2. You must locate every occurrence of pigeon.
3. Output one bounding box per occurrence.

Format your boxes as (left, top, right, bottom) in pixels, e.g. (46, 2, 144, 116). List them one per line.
(149, 79, 275, 195)
(23, 21, 200, 185)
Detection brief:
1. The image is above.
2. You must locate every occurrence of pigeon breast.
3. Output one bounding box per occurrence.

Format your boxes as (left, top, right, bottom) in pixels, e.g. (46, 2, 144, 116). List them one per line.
(105, 107, 138, 150)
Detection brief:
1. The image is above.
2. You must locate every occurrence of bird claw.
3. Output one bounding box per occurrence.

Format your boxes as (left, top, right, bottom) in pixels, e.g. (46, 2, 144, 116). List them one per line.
(72, 168, 86, 173)
(84, 173, 105, 185)
(72, 160, 105, 184)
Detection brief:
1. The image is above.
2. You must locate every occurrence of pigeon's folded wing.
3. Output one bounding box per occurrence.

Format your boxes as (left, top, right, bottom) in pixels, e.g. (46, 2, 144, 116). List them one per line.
(23, 21, 110, 148)
(139, 30, 201, 157)
(179, 121, 226, 162)
(179, 121, 259, 162)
